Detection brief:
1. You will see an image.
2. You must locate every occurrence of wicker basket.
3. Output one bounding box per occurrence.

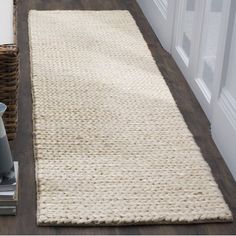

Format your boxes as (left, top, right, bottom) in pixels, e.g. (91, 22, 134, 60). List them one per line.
(0, 44, 19, 140)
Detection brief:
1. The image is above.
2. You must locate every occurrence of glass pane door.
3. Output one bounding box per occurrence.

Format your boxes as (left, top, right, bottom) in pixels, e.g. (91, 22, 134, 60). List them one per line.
(175, 0, 197, 67)
(195, 0, 225, 101)
(172, 0, 230, 120)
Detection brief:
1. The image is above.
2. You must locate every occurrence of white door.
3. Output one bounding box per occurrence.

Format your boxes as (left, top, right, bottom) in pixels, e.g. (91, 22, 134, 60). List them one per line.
(137, 0, 176, 52)
(172, 0, 231, 120)
(212, 0, 236, 179)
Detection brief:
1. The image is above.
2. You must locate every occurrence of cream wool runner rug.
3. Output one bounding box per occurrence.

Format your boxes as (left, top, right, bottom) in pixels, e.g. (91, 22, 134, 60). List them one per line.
(29, 10, 232, 225)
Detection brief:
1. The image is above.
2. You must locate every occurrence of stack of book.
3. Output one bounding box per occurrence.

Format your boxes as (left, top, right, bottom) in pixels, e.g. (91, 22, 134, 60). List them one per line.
(0, 161, 19, 215)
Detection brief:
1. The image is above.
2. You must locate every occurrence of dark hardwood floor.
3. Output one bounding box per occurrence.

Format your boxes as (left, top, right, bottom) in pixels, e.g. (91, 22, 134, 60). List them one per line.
(0, 0, 235, 234)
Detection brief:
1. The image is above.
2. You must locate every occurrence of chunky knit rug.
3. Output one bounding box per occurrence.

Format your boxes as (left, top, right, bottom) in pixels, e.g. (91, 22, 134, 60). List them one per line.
(28, 10, 232, 226)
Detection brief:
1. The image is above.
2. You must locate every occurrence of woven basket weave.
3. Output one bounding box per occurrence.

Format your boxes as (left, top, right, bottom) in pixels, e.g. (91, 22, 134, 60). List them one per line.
(0, 44, 19, 140)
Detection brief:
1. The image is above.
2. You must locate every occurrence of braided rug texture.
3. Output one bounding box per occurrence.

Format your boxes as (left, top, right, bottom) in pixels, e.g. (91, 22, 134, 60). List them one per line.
(29, 10, 232, 226)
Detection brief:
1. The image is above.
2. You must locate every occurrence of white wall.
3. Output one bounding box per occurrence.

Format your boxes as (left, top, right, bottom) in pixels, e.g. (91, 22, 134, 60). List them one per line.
(0, 0, 14, 44)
